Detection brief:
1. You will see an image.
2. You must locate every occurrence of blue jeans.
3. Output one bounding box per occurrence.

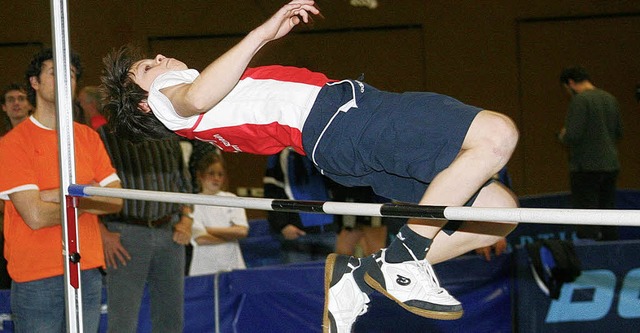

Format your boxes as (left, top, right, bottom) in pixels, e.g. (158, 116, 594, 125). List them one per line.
(104, 221, 185, 333)
(11, 268, 102, 333)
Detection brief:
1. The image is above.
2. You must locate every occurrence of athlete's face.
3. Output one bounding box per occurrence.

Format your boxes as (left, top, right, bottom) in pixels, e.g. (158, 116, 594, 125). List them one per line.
(130, 54, 188, 92)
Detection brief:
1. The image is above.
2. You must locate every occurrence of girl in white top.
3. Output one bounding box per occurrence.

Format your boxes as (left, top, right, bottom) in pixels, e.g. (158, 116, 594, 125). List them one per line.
(188, 152, 249, 276)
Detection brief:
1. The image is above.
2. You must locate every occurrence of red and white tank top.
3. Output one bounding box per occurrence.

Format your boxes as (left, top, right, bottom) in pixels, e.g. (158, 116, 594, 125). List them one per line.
(147, 65, 332, 155)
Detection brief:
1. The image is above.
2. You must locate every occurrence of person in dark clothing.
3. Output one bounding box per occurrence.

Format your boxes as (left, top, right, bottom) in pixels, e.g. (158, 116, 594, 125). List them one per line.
(558, 66, 623, 241)
(264, 148, 337, 263)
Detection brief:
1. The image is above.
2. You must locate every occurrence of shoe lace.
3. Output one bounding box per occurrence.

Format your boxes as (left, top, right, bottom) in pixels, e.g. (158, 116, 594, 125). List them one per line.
(401, 244, 447, 294)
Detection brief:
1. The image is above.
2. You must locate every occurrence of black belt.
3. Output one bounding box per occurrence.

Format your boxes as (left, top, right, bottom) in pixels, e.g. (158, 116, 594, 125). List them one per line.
(127, 214, 173, 228)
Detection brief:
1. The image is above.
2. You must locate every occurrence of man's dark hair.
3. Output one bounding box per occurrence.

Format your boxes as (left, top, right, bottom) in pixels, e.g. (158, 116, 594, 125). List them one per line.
(559, 66, 591, 85)
(1, 82, 28, 105)
(25, 48, 83, 106)
(101, 45, 174, 143)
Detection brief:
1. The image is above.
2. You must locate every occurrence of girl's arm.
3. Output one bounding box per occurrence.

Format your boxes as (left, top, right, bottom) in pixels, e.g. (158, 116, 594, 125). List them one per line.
(194, 225, 249, 245)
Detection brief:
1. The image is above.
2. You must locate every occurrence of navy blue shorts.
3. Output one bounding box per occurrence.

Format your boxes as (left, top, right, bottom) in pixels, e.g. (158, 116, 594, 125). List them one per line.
(302, 80, 482, 205)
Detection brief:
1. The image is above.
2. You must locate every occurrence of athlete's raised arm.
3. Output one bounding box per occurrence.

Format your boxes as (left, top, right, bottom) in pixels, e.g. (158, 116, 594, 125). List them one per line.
(163, 0, 320, 117)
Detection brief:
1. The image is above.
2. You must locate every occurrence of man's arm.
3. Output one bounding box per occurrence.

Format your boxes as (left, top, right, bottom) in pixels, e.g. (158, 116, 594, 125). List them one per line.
(162, 0, 320, 117)
(10, 180, 123, 230)
(77, 180, 123, 215)
(561, 98, 587, 144)
(9, 189, 62, 230)
(173, 206, 194, 245)
(615, 100, 623, 140)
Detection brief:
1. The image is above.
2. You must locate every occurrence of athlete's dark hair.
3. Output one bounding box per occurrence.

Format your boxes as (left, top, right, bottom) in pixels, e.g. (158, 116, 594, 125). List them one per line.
(25, 48, 83, 107)
(559, 66, 591, 85)
(101, 45, 174, 143)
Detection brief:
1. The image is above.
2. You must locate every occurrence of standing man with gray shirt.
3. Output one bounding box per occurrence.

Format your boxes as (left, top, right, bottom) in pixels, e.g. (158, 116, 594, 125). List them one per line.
(559, 66, 623, 241)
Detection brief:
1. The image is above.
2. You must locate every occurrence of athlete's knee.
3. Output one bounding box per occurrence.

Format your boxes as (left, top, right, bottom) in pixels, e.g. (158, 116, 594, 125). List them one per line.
(475, 111, 519, 161)
(473, 183, 520, 236)
(477, 181, 519, 208)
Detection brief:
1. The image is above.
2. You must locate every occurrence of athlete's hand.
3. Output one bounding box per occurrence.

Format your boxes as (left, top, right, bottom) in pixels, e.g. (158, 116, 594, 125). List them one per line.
(254, 0, 320, 42)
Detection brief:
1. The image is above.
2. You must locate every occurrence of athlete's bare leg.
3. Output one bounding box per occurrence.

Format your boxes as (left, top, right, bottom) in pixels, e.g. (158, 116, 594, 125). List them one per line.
(324, 111, 519, 330)
(406, 110, 519, 249)
(426, 181, 518, 264)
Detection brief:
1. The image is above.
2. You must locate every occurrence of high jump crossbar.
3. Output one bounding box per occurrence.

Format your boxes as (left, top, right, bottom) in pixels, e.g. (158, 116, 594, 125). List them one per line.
(69, 185, 640, 227)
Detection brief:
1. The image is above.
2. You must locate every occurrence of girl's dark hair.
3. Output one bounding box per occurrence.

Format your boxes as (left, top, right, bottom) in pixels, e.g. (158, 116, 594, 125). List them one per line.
(25, 48, 83, 107)
(101, 45, 174, 143)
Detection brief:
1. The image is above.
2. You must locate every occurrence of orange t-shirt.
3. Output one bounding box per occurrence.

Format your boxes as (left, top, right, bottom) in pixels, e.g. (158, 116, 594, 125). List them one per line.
(0, 117, 119, 282)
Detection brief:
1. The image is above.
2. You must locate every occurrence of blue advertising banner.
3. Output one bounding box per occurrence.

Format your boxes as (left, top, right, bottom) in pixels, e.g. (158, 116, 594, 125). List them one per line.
(0, 241, 637, 332)
(218, 255, 512, 333)
(515, 241, 640, 332)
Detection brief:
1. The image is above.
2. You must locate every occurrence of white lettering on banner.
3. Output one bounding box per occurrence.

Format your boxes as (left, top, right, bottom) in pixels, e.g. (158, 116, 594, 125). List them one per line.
(515, 231, 577, 249)
(618, 268, 640, 319)
(545, 269, 640, 323)
(0, 313, 12, 330)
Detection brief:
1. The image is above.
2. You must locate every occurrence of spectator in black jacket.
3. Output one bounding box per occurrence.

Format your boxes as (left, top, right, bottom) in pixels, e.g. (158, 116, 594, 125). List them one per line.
(263, 148, 337, 263)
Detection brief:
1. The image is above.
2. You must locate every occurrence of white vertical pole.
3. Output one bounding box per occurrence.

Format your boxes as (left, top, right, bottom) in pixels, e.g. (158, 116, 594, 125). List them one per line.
(50, 0, 83, 332)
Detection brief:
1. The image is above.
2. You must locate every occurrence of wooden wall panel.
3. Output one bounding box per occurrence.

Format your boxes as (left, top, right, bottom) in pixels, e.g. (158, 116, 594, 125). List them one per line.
(0, 43, 43, 86)
(518, 15, 640, 194)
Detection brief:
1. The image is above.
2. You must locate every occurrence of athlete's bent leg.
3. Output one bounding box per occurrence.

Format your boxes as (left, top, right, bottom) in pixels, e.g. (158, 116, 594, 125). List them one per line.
(408, 110, 519, 240)
(426, 181, 519, 264)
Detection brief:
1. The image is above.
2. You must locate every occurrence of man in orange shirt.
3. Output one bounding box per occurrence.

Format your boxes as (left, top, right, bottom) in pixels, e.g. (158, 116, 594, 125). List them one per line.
(0, 48, 122, 333)
(0, 82, 33, 289)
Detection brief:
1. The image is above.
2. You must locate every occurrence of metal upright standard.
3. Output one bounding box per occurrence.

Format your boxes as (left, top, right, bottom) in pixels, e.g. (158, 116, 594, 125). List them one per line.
(51, 0, 83, 332)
